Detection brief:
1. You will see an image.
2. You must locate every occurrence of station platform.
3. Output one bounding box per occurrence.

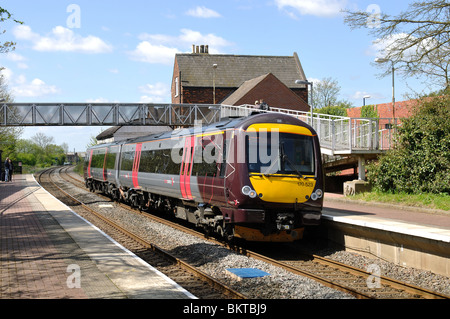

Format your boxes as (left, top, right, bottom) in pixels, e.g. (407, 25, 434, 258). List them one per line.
(0, 174, 196, 299)
(322, 193, 450, 277)
(323, 193, 450, 242)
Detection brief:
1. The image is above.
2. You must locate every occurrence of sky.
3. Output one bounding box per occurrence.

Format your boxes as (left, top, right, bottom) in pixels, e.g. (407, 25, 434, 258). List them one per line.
(0, 0, 441, 152)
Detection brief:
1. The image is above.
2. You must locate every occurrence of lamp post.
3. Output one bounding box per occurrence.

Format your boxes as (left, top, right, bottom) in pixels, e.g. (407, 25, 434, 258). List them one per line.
(363, 95, 371, 106)
(375, 58, 395, 121)
(295, 79, 314, 125)
(212, 64, 218, 104)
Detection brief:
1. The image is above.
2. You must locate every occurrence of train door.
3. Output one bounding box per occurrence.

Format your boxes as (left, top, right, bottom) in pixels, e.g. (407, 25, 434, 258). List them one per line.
(87, 149, 93, 178)
(132, 143, 142, 189)
(223, 131, 238, 206)
(180, 136, 195, 200)
(190, 132, 227, 204)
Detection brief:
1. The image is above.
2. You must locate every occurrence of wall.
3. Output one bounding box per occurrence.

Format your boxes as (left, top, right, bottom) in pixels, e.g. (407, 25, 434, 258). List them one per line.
(347, 99, 417, 119)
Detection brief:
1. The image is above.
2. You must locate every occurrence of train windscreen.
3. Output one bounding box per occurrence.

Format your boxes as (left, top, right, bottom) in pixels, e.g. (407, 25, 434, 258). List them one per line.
(246, 132, 315, 176)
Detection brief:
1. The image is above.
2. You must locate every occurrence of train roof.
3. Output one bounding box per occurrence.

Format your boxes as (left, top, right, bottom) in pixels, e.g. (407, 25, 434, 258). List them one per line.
(86, 112, 313, 151)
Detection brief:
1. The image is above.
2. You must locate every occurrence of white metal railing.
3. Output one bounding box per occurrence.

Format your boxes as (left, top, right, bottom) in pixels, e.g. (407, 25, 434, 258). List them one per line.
(220, 104, 394, 154)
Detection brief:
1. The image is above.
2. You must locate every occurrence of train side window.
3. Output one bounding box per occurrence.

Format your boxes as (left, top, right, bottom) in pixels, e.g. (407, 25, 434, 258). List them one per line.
(120, 151, 134, 171)
(105, 152, 116, 169)
(91, 150, 106, 168)
(139, 150, 154, 173)
(139, 148, 181, 174)
(192, 138, 218, 177)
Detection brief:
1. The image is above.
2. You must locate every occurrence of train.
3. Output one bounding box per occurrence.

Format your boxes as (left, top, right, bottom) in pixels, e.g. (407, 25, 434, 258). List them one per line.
(84, 112, 324, 242)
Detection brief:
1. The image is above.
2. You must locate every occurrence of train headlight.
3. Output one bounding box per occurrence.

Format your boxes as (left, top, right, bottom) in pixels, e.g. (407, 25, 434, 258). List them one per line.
(242, 185, 258, 198)
(310, 189, 323, 201)
(315, 189, 323, 198)
(242, 185, 252, 196)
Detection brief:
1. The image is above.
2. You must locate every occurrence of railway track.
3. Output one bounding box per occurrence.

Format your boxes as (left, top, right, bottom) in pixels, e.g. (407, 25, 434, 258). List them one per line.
(240, 245, 449, 299)
(56, 166, 449, 299)
(36, 166, 246, 299)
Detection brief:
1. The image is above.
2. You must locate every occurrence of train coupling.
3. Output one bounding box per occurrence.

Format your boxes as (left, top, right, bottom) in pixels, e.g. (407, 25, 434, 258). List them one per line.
(275, 213, 295, 231)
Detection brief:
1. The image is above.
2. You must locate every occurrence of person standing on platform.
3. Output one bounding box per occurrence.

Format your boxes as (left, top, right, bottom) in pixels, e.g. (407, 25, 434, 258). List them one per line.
(4, 157, 11, 182)
(8, 158, 13, 182)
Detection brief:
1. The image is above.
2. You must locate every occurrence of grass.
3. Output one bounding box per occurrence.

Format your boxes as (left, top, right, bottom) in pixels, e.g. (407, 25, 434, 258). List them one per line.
(349, 190, 450, 211)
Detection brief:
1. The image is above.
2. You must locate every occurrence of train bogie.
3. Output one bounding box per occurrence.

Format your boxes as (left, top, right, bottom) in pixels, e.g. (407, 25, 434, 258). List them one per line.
(85, 112, 323, 242)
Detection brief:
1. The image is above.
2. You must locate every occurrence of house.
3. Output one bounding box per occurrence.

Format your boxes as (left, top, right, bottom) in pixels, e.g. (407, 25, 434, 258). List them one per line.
(221, 73, 310, 111)
(171, 45, 309, 110)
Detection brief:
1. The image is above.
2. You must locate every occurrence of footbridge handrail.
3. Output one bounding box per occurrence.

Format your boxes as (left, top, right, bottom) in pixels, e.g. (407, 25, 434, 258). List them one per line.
(1, 102, 394, 154)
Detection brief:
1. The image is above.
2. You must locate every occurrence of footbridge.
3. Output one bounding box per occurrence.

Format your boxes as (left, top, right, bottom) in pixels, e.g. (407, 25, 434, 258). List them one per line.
(1, 102, 396, 179)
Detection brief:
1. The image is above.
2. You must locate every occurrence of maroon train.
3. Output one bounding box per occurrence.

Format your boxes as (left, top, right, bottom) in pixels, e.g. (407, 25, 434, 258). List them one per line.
(85, 112, 323, 242)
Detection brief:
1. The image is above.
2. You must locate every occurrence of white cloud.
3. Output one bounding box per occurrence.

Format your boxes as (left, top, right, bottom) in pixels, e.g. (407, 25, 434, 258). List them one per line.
(2, 52, 29, 69)
(368, 33, 432, 62)
(275, 0, 347, 17)
(177, 29, 232, 51)
(2, 69, 60, 97)
(351, 91, 385, 100)
(12, 77, 60, 97)
(130, 29, 232, 64)
(138, 82, 170, 103)
(132, 28, 233, 63)
(129, 41, 179, 65)
(86, 97, 112, 103)
(13, 25, 112, 54)
(186, 6, 221, 18)
(0, 68, 13, 83)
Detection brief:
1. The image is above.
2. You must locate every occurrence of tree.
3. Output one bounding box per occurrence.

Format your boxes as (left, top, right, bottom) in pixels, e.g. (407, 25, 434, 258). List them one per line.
(0, 72, 22, 159)
(0, 6, 23, 159)
(367, 93, 450, 194)
(343, 1, 450, 90)
(17, 133, 67, 167)
(313, 77, 341, 108)
(32, 132, 55, 150)
(0, 7, 23, 54)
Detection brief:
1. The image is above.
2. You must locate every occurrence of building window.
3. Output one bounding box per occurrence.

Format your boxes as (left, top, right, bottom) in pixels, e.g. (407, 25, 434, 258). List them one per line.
(175, 77, 179, 97)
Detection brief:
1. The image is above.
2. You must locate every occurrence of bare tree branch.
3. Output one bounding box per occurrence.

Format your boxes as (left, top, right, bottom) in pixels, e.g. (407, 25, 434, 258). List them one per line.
(343, 0, 450, 90)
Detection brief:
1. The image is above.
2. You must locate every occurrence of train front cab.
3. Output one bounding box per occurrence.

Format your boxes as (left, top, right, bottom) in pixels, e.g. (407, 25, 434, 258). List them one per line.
(222, 118, 324, 242)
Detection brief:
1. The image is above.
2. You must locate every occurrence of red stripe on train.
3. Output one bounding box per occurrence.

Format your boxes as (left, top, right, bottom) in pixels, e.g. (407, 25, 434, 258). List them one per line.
(132, 143, 142, 188)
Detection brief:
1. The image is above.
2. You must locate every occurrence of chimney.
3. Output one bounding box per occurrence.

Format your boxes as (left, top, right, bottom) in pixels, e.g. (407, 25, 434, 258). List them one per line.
(192, 44, 209, 54)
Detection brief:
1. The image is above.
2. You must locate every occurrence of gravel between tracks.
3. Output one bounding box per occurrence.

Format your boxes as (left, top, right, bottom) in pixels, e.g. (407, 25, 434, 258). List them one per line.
(65, 169, 450, 298)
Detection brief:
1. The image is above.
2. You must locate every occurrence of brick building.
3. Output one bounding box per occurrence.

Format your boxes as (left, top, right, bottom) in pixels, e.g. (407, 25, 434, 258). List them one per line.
(171, 45, 309, 111)
(221, 73, 309, 111)
(347, 99, 417, 119)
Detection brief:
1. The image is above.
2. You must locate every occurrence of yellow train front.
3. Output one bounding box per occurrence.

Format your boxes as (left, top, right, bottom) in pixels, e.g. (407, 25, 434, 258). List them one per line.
(223, 112, 323, 242)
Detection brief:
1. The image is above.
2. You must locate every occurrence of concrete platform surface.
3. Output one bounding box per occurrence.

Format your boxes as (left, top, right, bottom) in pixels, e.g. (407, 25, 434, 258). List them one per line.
(0, 174, 196, 299)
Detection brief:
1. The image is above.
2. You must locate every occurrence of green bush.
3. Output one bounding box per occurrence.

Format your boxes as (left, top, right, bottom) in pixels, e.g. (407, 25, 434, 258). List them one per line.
(367, 94, 450, 194)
